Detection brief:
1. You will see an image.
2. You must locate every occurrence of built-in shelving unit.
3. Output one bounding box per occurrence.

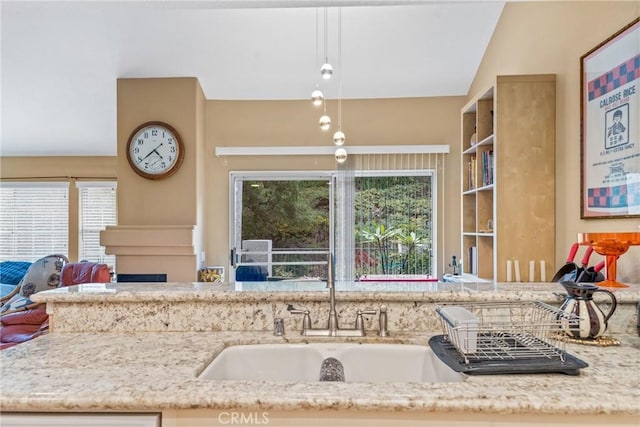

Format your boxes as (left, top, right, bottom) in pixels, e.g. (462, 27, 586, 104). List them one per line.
(460, 75, 556, 282)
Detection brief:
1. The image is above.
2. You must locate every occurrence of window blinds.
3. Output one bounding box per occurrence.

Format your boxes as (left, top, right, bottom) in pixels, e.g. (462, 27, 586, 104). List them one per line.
(77, 182, 117, 268)
(0, 182, 69, 262)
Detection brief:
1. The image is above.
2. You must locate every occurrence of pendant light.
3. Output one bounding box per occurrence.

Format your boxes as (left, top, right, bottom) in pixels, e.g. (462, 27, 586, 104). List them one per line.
(311, 9, 324, 107)
(319, 115, 331, 131)
(335, 147, 347, 164)
(311, 89, 324, 106)
(320, 8, 332, 80)
(333, 8, 346, 150)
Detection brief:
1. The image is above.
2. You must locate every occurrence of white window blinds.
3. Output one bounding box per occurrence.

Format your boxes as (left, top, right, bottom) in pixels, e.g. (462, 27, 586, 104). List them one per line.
(0, 182, 69, 262)
(77, 182, 117, 268)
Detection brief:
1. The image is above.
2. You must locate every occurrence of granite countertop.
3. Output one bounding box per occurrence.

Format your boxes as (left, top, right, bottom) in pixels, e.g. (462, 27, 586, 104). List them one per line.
(1, 330, 639, 415)
(31, 281, 640, 303)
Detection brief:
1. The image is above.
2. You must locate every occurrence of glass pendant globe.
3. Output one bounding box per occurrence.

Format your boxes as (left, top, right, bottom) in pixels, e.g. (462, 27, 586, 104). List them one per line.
(320, 63, 333, 80)
(333, 131, 345, 146)
(311, 90, 324, 106)
(335, 148, 348, 164)
(319, 115, 331, 131)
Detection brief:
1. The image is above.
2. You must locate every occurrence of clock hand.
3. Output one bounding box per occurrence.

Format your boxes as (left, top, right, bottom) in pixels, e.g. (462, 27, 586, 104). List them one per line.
(137, 150, 155, 164)
(137, 143, 164, 164)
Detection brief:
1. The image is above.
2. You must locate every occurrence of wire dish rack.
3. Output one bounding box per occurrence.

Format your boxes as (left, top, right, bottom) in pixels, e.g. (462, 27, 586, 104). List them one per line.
(429, 301, 589, 375)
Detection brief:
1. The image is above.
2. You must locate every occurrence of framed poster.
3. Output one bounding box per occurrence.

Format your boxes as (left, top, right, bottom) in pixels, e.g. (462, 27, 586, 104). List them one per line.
(580, 18, 640, 219)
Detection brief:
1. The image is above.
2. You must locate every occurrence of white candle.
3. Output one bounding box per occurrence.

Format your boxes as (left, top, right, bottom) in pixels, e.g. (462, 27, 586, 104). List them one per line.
(540, 260, 546, 282)
(514, 260, 521, 282)
(506, 260, 512, 282)
(529, 260, 535, 282)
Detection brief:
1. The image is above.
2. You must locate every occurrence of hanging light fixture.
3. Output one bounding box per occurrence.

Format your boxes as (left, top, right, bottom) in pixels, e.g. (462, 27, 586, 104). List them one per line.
(319, 115, 331, 131)
(311, 89, 324, 106)
(320, 8, 332, 80)
(320, 63, 333, 80)
(335, 147, 347, 163)
(333, 8, 346, 147)
(311, 9, 324, 108)
(318, 10, 330, 132)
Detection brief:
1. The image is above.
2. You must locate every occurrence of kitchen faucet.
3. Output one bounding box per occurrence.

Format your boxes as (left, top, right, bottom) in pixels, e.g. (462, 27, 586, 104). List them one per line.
(287, 254, 386, 337)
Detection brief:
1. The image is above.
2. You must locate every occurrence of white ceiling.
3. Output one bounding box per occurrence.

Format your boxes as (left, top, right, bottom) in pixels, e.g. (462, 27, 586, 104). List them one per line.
(0, 0, 505, 157)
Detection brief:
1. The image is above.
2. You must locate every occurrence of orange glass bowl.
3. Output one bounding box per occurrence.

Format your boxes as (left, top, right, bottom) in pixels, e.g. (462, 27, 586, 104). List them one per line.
(577, 232, 640, 288)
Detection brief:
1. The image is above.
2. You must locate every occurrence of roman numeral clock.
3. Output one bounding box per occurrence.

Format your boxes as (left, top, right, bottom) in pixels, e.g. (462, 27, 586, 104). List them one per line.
(126, 121, 185, 180)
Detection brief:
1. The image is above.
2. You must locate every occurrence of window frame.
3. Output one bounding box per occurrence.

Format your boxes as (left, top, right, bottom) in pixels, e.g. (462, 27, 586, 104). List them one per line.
(229, 167, 438, 282)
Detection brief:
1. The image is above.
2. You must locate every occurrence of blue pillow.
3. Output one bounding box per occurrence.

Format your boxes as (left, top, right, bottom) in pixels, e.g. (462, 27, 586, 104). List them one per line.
(0, 261, 32, 286)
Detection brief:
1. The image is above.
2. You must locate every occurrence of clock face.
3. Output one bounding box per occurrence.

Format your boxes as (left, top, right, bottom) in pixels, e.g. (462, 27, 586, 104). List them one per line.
(126, 122, 184, 179)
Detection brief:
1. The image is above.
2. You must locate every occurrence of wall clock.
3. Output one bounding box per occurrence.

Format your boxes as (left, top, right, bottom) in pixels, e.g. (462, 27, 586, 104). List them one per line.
(126, 121, 185, 180)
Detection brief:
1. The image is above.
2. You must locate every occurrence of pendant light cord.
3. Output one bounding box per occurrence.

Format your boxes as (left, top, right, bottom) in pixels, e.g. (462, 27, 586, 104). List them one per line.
(324, 8, 329, 64)
(338, 8, 342, 131)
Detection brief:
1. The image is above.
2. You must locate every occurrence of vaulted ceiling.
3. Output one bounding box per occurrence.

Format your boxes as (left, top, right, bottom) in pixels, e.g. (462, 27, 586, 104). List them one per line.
(0, 1, 505, 156)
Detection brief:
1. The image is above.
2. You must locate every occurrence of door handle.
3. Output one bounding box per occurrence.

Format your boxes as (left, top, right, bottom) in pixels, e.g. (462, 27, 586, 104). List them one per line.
(230, 247, 237, 268)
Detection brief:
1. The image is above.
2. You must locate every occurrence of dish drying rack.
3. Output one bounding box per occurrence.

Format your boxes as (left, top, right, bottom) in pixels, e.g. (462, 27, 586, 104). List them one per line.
(429, 301, 589, 375)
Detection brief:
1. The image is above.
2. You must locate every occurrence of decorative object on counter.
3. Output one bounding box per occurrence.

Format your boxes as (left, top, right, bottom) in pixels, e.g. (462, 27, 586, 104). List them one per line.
(529, 260, 535, 282)
(575, 260, 606, 283)
(506, 260, 512, 282)
(198, 266, 224, 283)
(559, 281, 617, 341)
(273, 318, 284, 336)
(431, 301, 588, 375)
(540, 260, 546, 281)
(449, 255, 459, 275)
(551, 242, 580, 282)
(577, 232, 640, 288)
(513, 259, 521, 282)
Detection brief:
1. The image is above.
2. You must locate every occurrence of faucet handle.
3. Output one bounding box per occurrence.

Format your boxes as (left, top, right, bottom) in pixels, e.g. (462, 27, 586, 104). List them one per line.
(355, 308, 378, 332)
(287, 304, 312, 333)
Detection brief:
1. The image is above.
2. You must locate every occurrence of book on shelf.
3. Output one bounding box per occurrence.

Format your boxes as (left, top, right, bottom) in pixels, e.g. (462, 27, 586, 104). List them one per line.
(468, 246, 478, 275)
(481, 150, 494, 186)
(467, 154, 477, 190)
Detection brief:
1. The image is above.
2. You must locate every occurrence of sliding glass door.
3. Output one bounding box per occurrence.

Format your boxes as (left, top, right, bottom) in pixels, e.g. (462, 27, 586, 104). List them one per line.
(229, 166, 436, 282)
(230, 172, 333, 282)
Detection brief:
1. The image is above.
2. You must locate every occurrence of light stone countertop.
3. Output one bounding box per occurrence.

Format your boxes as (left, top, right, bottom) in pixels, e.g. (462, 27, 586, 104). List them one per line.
(1, 330, 639, 415)
(31, 281, 640, 304)
(6, 281, 639, 417)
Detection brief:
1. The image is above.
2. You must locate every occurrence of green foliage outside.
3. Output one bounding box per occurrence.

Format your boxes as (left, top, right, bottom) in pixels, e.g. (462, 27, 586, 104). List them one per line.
(241, 180, 329, 278)
(354, 176, 432, 277)
(241, 176, 433, 279)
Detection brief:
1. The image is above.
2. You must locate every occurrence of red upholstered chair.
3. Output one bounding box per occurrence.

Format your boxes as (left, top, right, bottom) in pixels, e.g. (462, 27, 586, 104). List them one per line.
(1, 261, 110, 350)
(61, 262, 111, 286)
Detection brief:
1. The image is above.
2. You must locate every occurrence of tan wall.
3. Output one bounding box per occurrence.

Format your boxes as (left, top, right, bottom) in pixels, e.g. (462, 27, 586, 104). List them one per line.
(205, 97, 464, 276)
(102, 77, 204, 281)
(468, 1, 640, 281)
(116, 78, 199, 226)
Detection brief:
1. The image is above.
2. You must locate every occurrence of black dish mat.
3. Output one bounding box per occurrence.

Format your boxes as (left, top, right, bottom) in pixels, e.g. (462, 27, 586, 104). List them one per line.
(428, 334, 588, 376)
